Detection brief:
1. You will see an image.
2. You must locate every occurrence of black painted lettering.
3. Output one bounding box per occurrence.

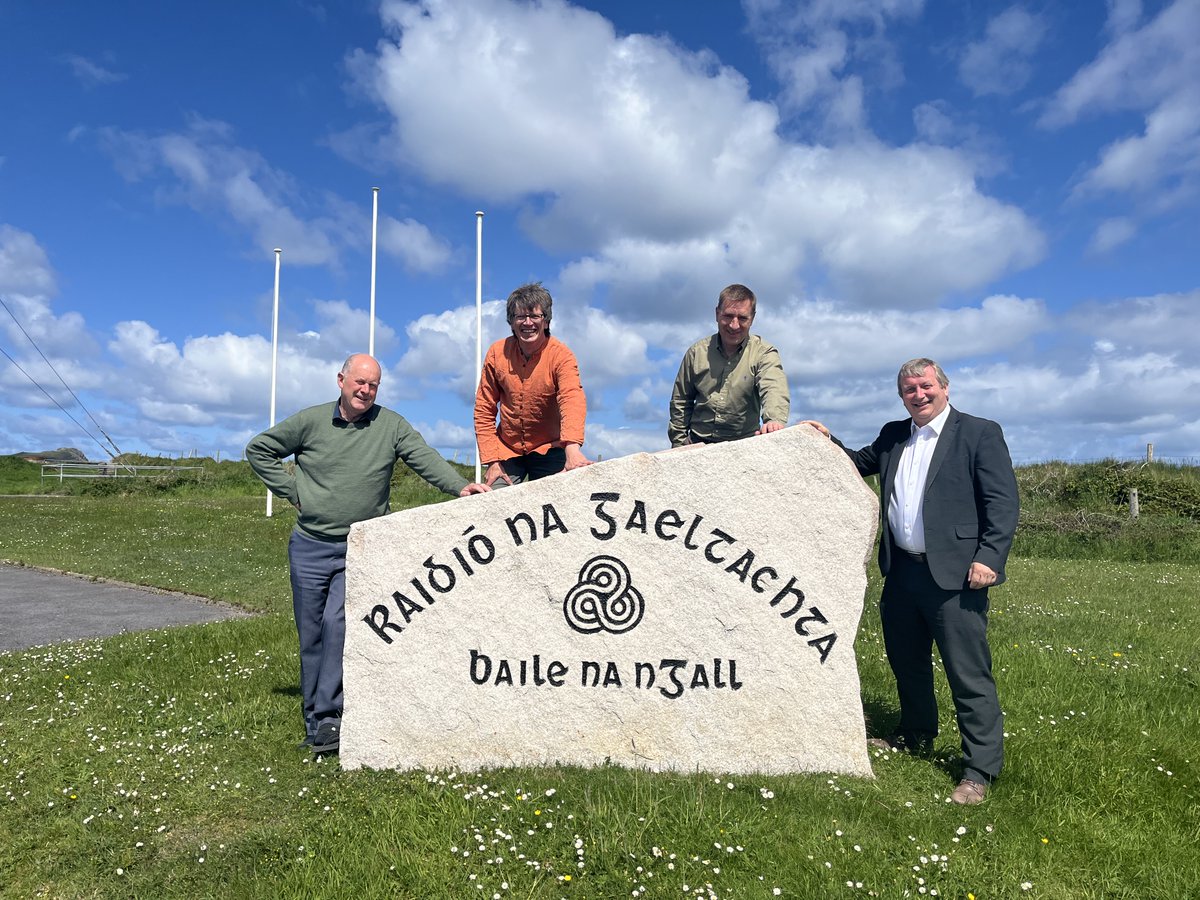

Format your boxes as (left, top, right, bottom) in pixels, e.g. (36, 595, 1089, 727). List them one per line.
(505, 512, 537, 546)
(809, 633, 837, 664)
(543, 503, 569, 538)
(590, 492, 619, 541)
(581, 660, 601, 687)
(689, 663, 710, 689)
(469, 649, 492, 684)
(547, 660, 568, 686)
(725, 549, 755, 582)
(363, 605, 403, 644)
(728, 658, 743, 689)
(750, 566, 778, 593)
(704, 528, 735, 564)
(770, 576, 806, 617)
(602, 661, 622, 687)
(423, 555, 456, 593)
(654, 509, 684, 541)
(495, 659, 514, 686)
(391, 589, 425, 623)
(624, 500, 647, 534)
(659, 658, 687, 700)
(794, 606, 830, 636)
(635, 661, 656, 688)
(683, 515, 705, 550)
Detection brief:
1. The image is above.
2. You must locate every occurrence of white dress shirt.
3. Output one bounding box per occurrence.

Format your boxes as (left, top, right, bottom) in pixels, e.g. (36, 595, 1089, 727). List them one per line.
(887, 404, 952, 554)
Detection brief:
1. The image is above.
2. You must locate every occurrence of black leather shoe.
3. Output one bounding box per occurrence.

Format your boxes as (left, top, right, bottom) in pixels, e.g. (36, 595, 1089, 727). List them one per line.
(311, 721, 340, 754)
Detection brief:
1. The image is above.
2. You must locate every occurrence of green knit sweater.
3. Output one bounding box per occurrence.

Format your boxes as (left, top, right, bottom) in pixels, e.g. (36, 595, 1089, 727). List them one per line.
(246, 401, 469, 541)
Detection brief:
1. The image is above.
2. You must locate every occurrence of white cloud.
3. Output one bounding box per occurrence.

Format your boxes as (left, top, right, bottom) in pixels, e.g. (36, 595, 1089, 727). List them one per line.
(0, 225, 58, 298)
(353, 0, 1042, 311)
(958, 7, 1046, 97)
(62, 54, 127, 88)
(1040, 0, 1200, 235)
(741, 0, 923, 133)
(379, 215, 452, 273)
(584, 422, 669, 460)
(1088, 216, 1136, 254)
(1040, 0, 1197, 126)
(94, 117, 451, 274)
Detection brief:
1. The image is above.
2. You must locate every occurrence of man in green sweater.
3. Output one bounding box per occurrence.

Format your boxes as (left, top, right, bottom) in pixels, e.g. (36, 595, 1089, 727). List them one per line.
(247, 353, 489, 754)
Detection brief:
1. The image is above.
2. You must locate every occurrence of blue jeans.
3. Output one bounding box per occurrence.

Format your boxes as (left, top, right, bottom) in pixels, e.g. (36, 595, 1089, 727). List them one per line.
(288, 530, 347, 738)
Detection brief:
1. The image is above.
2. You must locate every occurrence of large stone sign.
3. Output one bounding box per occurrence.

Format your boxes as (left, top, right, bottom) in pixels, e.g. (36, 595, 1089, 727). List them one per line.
(342, 425, 878, 776)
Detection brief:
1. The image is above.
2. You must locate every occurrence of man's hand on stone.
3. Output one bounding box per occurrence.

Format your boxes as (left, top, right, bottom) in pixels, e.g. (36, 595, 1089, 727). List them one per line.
(799, 420, 831, 438)
(460, 482, 492, 496)
(563, 444, 593, 471)
(484, 462, 513, 487)
(756, 421, 785, 435)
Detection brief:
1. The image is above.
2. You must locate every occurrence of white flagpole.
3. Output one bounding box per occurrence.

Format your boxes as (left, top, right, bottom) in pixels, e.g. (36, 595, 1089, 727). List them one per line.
(267, 248, 282, 518)
(369, 187, 380, 357)
(475, 211, 484, 484)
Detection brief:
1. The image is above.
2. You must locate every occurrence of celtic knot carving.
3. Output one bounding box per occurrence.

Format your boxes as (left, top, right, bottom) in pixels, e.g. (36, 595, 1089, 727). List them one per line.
(562, 555, 645, 635)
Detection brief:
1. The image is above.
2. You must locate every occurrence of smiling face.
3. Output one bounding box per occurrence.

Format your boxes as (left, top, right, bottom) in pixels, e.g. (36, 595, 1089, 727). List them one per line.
(509, 304, 549, 354)
(716, 299, 754, 355)
(898, 366, 949, 427)
(337, 354, 381, 422)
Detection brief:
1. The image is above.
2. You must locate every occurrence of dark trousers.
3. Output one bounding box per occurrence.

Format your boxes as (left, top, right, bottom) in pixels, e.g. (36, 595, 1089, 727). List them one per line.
(881, 551, 1004, 782)
(499, 447, 566, 483)
(287, 530, 347, 738)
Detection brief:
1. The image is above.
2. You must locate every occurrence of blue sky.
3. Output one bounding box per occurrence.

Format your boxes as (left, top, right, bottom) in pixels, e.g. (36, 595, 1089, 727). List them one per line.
(1, 0, 1197, 465)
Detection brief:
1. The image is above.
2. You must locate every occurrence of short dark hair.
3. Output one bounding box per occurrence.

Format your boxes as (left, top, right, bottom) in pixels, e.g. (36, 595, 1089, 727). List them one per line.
(716, 283, 756, 318)
(506, 282, 553, 335)
(896, 358, 949, 393)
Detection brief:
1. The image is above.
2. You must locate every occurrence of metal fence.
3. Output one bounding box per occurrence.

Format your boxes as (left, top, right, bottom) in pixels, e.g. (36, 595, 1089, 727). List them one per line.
(40, 462, 205, 483)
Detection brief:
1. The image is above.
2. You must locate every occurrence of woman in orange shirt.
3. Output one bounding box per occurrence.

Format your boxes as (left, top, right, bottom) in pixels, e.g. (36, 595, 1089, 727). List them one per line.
(474, 283, 593, 486)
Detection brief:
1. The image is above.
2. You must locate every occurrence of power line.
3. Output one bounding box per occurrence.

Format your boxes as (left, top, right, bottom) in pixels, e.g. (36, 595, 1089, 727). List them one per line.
(0, 295, 124, 461)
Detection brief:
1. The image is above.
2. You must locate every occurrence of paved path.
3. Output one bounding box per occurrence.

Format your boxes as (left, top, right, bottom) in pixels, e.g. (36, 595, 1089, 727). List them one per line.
(0, 564, 249, 653)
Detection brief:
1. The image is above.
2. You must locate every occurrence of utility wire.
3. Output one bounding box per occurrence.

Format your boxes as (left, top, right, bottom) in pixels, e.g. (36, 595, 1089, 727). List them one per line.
(0, 295, 124, 460)
(0, 342, 116, 461)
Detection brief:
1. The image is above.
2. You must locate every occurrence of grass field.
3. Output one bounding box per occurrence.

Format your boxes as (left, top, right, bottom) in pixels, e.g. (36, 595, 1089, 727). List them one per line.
(1, 459, 1198, 898)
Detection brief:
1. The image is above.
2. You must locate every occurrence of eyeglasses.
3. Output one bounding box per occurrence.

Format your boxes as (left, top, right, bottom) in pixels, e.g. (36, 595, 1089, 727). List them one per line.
(512, 313, 545, 323)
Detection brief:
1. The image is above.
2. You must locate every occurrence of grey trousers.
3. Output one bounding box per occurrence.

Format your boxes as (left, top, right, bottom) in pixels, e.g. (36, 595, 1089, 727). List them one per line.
(288, 530, 347, 738)
(880, 552, 1004, 783)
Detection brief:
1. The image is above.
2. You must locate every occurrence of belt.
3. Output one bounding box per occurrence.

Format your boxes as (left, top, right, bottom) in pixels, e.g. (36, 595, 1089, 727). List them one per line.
(899, 549, 927, 563)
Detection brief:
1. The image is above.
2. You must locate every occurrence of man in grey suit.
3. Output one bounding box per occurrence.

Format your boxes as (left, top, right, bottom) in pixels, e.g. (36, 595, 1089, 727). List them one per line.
(838, 358, 1019, 805)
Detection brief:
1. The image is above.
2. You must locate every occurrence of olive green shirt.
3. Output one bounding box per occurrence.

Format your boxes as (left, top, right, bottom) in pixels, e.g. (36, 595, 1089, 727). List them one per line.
(246, 401, 468, 541)
(668, 334, 790, 447)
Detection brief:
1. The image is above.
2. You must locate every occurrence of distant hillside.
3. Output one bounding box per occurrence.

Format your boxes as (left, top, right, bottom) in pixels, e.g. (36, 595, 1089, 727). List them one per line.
(20, 447, 88, 462)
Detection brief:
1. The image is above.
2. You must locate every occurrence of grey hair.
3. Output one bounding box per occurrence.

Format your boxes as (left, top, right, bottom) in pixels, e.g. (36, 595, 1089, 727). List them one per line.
(896, 358, 949, 393)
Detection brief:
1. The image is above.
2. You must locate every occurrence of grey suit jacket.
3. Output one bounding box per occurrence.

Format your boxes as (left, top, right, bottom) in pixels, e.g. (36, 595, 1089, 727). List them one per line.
(841, 407, 1020, 591)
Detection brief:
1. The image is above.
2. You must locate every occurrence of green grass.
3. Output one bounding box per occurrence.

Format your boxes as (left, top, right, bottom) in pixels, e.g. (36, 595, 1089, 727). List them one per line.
(1, 470, 1198, 898)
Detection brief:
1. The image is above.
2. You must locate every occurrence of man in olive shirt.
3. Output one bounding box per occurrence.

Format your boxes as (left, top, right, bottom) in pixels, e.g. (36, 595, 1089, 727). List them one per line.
(668, 284, 790, 446)
(246, 354, 488, 754)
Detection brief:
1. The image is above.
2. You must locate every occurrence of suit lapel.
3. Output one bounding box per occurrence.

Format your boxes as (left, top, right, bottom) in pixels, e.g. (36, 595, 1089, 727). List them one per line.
(884, 421, 907, 493)
(924, 407, 959, 494)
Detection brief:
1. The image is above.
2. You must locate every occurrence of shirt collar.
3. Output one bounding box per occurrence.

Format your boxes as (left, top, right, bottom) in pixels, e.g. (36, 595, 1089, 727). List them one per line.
(911, 403, 952, 437)
(333, 399, 377, 425)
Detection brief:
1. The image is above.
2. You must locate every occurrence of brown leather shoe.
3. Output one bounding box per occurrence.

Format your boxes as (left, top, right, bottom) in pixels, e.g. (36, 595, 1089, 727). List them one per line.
(951, 779, 987, 805)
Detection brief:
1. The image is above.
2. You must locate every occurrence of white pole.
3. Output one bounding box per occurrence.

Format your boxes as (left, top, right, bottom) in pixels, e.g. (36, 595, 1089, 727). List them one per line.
(369, 187, 380, 357)
(474, 211, 484, 483)
(267, 248, 281, 518)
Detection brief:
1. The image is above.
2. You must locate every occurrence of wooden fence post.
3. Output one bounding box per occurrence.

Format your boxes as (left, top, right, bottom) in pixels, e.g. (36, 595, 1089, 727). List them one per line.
(1129, 488, 1140, 520)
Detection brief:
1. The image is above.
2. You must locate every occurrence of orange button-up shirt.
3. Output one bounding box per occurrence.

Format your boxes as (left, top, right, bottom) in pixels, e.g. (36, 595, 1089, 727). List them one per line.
(474, 336, 588, 464)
